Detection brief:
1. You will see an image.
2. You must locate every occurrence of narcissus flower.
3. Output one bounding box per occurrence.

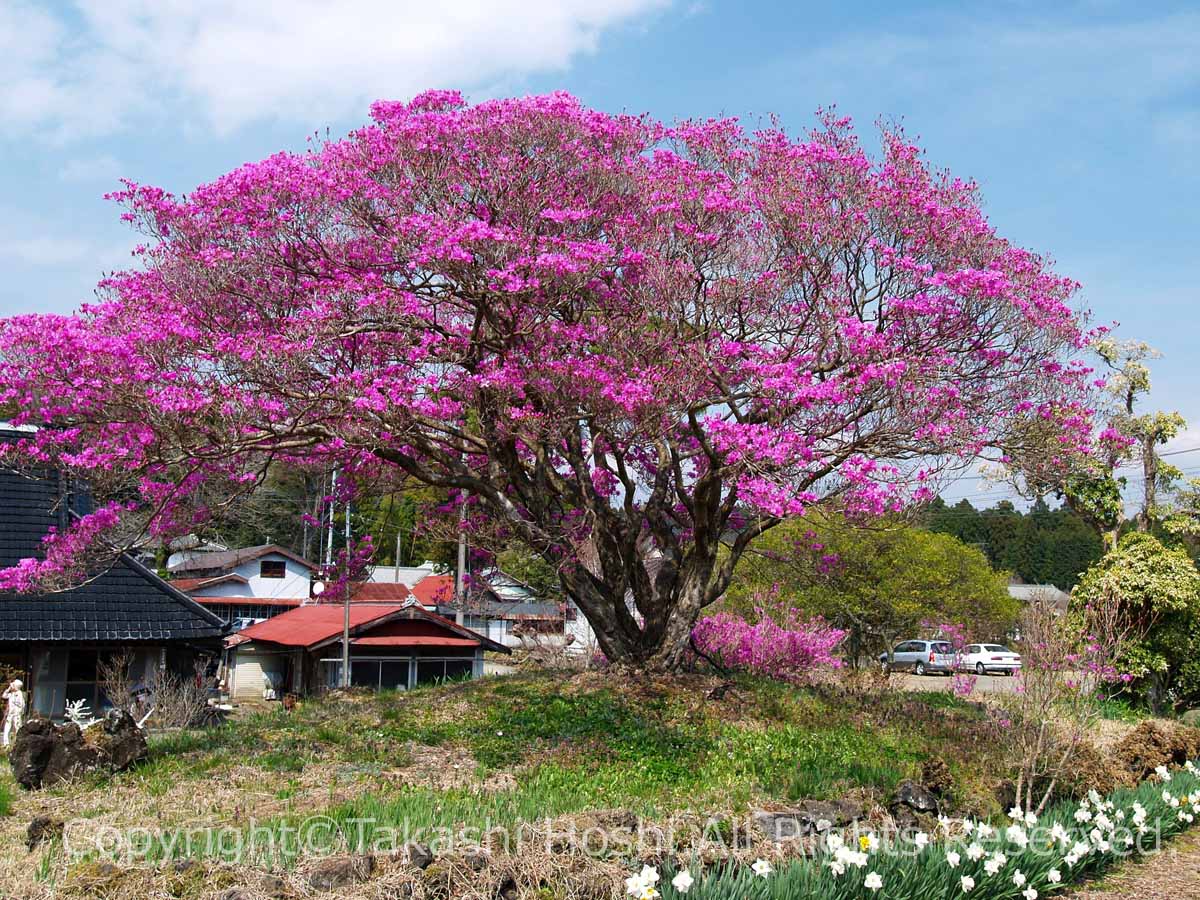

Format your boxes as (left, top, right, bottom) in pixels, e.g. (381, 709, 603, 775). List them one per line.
(751, 859, 772, 878)
(670, 871, 693, 894)
(864, 871, 883, 891)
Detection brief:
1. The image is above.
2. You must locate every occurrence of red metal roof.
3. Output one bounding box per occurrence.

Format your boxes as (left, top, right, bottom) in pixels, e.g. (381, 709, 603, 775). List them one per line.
(409, 574, 454, 605)
(349, 582, 415, 602)
(236, 603, 409, 648)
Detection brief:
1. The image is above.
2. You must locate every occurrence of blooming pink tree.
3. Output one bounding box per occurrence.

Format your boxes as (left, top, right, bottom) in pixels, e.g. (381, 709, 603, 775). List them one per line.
(0, 92, 1093, 669)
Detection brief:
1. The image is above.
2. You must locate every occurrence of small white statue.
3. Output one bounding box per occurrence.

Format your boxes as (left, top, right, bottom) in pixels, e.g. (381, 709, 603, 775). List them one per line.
(64, 698, 97, 728)
(2, 679, 25, 747)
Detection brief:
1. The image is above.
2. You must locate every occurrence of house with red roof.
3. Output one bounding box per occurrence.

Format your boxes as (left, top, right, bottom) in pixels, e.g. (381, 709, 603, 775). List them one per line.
(223, 599, 508, 701)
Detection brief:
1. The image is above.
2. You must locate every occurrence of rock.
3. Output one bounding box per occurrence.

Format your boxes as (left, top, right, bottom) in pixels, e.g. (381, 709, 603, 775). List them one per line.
(496, 877, 518, 900)
(706, 682, 736, 701)
(25, 815, 64, 850)
(405, 841, 435, 869)
(463, 849, 491, 871)
(171, 859, 200, 874)
(920, 758, 954, 797)
(891, 780, 939, 814)
(258, 873, 288, 897)
(218, 890, 253, 900)
(753, 799, 864, 841)
(10, 710, 147, 789)
(307, 854, 374, 891)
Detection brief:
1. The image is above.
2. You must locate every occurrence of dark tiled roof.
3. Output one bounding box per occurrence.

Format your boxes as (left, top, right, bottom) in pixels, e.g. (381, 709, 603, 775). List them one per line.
(0, 431, 228, 644)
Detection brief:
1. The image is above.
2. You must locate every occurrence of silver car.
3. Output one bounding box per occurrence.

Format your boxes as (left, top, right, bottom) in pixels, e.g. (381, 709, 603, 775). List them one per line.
(879, 640, 956, 676)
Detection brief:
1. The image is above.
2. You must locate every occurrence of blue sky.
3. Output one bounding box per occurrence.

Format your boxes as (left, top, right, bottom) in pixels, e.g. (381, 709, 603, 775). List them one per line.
(1, 0, 1197, 504)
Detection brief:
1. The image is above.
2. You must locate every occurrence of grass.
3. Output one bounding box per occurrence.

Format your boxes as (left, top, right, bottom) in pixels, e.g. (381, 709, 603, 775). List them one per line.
(80, 671, 1010, 868)
(1095, 694, 1151, 723)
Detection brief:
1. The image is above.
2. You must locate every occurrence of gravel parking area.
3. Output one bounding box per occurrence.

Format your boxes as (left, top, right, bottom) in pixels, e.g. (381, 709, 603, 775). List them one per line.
(892, 671, 1023, 694)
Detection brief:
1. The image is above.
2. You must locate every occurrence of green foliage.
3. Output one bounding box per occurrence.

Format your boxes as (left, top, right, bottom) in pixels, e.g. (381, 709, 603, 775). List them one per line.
(1076, 531, 1200, 707)
(925, 497, 1103, 589)
(727, 515, 1017, 659)
(0, 775, 11, 817)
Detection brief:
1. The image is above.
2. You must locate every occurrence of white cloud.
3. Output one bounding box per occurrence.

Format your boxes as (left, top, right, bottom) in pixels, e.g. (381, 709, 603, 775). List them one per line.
(0, 0, 668, 140)
(58, 154, 123, 183)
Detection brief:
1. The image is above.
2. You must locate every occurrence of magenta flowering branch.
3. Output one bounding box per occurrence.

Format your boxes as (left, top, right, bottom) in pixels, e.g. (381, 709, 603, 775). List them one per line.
(0, 91, 1095, 669)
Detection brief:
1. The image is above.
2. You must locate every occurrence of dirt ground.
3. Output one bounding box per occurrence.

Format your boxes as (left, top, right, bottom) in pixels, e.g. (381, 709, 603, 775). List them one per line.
(1066, 827, 1200, 899)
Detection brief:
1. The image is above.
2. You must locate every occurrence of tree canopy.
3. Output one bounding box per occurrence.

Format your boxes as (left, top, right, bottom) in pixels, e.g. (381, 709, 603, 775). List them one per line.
(0, 91, 1091, 668)
(924, 496, 1103, 589)
(724, 515, 1019, 661)
(1074, 531, 1200, 708)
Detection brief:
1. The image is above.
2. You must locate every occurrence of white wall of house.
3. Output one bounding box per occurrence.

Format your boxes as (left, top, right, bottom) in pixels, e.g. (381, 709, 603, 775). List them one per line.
(227, 645, 291, 701)
(565, 600, 599, 656)
(229, 554, 312, 599)
(192, 582, 255, 598)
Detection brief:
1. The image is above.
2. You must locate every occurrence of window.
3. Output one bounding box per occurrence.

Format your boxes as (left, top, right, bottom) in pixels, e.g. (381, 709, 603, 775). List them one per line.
(259, 560, 286, 579)
(931, 643, 953, 654)
(984, 645, 1010, 653)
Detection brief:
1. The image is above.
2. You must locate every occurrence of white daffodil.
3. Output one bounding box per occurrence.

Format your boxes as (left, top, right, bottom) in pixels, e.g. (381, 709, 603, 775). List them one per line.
(1087, 789, 1102, 805)
(751, 858, 772, 878)
(1164, 790, 1174, 803)
(864, 872, 883, 892)
(962, 819, 975, 835)
(639, 866, 660, 887)
(827, 860, 845, 878)
(1013, 870, 1027, 887)
(983, 852, 1007, 876)
(966, 842, 985, 861)
(1025, 811, 1038, 828)
(1006, 824, 1029, 848)
(671, 871, 694, 894)
(1074, 807, 1092, 823)
(914, 831, 930, 851)
(946, 850, 961, 868)
(1047, 868, 1062, 884)
(1156, 765, 1172, 781)
(1050, 822, 1070, 844)
(826, 833, 845, 852)
(938, 814, 952, 833)
(975, 823, 994, 839)
(1009, 805, 1024, 821)
(961, 875, 976, 893)
(1023, 889, 1038, 900)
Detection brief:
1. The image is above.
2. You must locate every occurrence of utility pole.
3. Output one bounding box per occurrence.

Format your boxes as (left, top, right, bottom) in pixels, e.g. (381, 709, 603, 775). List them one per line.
(454, 502, 467, 625)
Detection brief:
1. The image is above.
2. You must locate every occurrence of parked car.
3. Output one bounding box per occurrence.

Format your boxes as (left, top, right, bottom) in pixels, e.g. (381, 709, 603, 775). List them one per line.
(879, 640, 956, 676)
(958, 644, 1022, 675)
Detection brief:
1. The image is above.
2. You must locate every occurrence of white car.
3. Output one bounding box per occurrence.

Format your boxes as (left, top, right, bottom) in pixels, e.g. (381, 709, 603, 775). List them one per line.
(958, 644, 1021, 675)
